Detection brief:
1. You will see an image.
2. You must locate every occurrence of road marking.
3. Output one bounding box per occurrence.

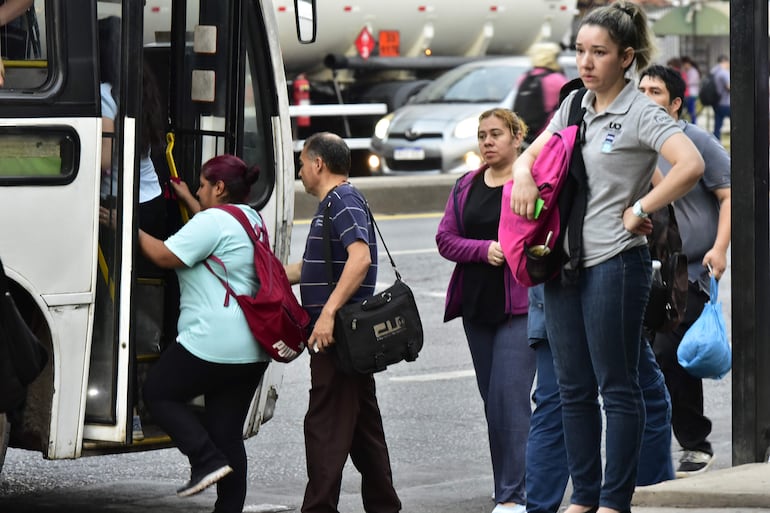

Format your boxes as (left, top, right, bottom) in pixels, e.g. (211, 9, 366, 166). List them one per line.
(389, 369, 476, 382)
(243, 505, 292, 512)
(388, 248, 437, 256)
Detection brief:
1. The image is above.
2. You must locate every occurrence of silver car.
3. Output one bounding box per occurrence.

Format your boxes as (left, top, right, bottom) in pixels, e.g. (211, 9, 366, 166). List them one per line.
(369, 56, 577, 174)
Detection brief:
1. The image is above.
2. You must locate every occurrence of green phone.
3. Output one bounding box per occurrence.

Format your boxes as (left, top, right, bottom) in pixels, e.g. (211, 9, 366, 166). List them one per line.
(534, 198, 545, 219)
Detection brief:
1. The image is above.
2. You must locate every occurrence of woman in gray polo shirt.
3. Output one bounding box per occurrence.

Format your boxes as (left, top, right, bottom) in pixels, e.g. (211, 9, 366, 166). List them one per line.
(510, 3, 704, 513)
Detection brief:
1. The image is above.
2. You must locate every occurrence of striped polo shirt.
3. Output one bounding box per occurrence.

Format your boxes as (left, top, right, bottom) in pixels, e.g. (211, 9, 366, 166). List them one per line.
(299, 183, 378, 324)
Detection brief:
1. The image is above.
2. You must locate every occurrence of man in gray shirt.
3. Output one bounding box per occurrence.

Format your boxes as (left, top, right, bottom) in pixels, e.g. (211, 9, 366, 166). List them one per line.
(639, 65, 731, 479)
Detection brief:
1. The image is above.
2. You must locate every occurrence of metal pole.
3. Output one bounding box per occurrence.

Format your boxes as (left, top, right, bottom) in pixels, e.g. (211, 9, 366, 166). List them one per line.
(730, 0, 770, 465)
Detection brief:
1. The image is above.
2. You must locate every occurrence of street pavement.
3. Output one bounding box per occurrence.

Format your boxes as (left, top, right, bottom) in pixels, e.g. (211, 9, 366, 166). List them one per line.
(14, 118, 750, 513)
(296, 175, 770, 513)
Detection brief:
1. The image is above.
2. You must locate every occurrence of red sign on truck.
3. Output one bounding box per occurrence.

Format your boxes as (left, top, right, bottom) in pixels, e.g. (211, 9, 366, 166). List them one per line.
(355, 27, 375, 59)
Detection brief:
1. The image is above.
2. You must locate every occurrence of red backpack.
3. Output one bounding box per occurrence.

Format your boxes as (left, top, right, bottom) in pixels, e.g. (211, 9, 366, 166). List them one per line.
(204, 204, 309, 363)
(499, 88, 586, 287)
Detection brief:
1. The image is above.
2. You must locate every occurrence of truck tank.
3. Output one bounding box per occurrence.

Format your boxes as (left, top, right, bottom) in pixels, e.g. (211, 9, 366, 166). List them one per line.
(275, 0, 577, 78)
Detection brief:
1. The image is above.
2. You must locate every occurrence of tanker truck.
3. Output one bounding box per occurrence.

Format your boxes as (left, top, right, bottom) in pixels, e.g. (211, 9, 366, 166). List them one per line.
(273, 0, 578, 174)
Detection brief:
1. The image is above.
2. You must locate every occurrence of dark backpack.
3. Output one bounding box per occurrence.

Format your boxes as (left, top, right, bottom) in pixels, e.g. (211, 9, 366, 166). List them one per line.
(204, 205, 310, 363)
(644, 203, 688, 333)
(513, 68, 554, 145)
(699, 73, 720, 108)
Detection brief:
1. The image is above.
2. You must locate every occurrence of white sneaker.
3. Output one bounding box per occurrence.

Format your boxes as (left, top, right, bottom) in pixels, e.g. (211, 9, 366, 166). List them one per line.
(491, 504, 526, 513)
(675, 450, 714, 478)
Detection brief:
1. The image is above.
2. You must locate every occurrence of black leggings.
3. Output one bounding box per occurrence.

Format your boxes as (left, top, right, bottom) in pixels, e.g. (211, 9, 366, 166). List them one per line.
(143, 342, 268, 513)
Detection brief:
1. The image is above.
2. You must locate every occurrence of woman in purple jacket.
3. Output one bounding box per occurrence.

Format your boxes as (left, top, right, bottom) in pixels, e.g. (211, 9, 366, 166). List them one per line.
(436, 108, 534, 513)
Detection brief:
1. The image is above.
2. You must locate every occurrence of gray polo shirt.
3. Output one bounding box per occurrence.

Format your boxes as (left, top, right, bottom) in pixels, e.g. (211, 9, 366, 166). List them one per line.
(547, 80, 681, 268)
(658, 120, 730, 290)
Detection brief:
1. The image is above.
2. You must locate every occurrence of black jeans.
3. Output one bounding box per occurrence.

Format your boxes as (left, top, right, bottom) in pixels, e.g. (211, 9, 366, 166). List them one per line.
(143, 342, 268, 513)
(652, 283, 713, 455)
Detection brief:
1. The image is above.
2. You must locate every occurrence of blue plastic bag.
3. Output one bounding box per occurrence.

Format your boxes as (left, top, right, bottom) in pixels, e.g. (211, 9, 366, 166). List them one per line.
(677, 275, 731, 379)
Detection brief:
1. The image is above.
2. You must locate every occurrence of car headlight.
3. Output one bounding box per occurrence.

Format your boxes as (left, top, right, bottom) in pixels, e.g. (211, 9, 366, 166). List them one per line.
(374, 114, 394, 140)
(453, 115, 479, 139)
(464, 152, 482, 170)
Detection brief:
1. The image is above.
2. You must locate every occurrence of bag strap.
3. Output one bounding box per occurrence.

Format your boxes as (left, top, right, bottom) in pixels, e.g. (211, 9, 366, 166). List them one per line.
(203, 204, 265, 307)
(564, 89, 588, 282)
(322, 196, 399, 292)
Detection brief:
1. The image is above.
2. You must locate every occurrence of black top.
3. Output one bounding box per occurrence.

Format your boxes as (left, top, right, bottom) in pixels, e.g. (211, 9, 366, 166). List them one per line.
(461, 174, 506, 324)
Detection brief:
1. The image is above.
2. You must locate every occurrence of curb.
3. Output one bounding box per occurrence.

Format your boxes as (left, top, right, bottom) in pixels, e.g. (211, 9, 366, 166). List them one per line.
(632, 463, 770, 508)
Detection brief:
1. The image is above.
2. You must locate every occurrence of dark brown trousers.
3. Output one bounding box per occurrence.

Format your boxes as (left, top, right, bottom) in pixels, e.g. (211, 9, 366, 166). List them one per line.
(301, 352, 401, 513)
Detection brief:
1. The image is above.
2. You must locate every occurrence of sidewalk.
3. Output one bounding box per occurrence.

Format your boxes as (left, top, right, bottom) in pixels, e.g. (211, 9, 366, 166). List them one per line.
(632, 462, 770, 510)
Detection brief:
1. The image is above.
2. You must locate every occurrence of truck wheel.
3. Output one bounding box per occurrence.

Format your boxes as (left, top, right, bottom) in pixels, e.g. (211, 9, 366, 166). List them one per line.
(0, 413, 9, 474)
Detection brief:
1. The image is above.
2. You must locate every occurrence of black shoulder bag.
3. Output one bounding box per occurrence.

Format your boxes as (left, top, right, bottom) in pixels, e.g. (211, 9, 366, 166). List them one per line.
(323, 202, 423, 374)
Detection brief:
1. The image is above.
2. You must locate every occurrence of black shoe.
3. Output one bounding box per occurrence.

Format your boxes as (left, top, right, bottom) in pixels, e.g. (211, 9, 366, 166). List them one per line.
(176, 464, 233, 497)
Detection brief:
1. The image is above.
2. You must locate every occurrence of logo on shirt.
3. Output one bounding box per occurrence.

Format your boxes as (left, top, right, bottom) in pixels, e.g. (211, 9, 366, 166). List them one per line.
(602, 122, 622, 153)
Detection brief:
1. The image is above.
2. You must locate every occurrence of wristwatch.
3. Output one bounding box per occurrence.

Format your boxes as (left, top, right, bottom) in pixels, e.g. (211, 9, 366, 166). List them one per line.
(632, 200, 648, 219)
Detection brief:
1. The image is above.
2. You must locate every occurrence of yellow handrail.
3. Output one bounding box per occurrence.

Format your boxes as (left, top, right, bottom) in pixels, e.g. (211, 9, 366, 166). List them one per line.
(2, 59, 47, 69)
(165, 133, 190, 223)
(97, 244, 115, 300)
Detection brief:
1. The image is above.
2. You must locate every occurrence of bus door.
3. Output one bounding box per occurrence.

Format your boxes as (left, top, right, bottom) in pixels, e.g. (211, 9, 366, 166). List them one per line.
(151, 0, 298, 439)
(85, 0, 299, 445)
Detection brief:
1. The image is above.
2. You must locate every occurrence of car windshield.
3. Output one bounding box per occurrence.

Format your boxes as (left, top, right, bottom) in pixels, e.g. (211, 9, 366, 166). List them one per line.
(412, 63, 528, 104)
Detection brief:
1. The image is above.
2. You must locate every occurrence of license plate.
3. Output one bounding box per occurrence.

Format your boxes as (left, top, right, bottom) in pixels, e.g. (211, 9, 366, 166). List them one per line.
(393, 147, 425, 160)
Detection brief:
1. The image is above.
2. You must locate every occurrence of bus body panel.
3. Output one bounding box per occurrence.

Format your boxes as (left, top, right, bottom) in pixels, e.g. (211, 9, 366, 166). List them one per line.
(0, 117, 101, 298)
(0, 0, 306, 463)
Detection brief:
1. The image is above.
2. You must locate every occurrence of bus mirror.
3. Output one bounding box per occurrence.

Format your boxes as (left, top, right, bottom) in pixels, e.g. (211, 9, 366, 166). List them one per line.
(294, 0, 316, 43)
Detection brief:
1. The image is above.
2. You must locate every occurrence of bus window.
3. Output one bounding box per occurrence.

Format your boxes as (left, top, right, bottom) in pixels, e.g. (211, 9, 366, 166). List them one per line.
(0, 127, 78, 181)
(0, 0, 48, 90)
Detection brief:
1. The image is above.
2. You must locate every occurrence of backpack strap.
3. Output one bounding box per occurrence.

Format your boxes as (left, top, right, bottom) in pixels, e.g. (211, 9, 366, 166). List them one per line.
(203, 204, 265, 306)
(564, 89, 589, 283)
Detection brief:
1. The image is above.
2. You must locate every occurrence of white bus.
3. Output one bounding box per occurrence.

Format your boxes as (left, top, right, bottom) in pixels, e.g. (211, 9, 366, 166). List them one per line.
(0, 0, 315, 472)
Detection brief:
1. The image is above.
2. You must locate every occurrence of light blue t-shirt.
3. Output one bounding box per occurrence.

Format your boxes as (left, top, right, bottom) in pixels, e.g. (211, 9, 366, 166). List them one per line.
(164, 205, 269, 364)
(100, 83, 163, 203)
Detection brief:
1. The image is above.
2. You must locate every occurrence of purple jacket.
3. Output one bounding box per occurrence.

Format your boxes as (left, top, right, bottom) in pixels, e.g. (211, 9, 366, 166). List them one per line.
(435, 166, 528, 322)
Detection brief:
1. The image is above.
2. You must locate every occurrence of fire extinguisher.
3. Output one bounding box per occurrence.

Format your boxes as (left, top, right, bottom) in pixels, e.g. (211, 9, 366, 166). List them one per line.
(293, 74, 311, 128)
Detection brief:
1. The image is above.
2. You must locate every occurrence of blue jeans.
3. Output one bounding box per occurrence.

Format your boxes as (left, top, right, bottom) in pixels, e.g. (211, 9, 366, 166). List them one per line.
(463, 315, 536, 505)
(544, 246, 651, 511)
(713, 104, 730, 141)
(525, 338, 673, 513)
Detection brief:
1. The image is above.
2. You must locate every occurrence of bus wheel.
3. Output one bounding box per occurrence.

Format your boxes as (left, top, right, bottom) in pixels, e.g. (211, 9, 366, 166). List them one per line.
(0, 413, 9, 474)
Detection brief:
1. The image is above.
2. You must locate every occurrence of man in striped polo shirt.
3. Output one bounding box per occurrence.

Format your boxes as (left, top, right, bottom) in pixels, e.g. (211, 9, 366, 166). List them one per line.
(286, 132, 401, 513)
